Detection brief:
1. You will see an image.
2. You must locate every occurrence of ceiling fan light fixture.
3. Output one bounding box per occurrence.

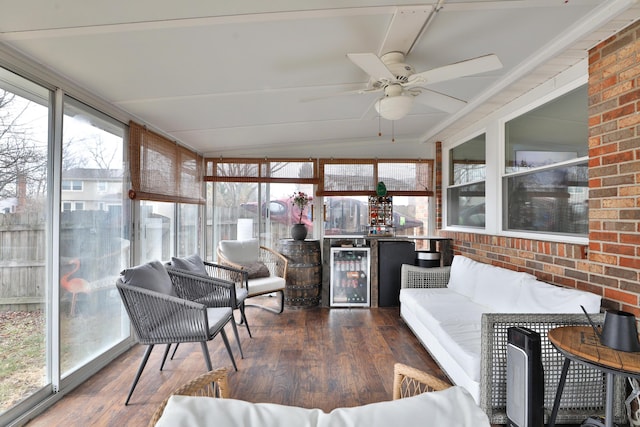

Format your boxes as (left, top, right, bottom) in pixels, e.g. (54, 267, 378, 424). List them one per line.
(375, 95, 414, 121)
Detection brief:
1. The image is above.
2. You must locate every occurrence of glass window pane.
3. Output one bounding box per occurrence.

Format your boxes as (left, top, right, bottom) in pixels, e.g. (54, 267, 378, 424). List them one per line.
(505, 85, 587, 173)
(504, 162, 588, 235)
(378, 162, 433, 192)
(451, 134, 486, 185)
(0, 75, 50, 414)
(447, 182, 486, 227)
(177, 203, 198, 257)
(323, 196, 426, 236)
(60, 97, 129, 377)
(323, 163, 375, 192)
(140, 201, 175, 262)
(212, 182, 258, 253)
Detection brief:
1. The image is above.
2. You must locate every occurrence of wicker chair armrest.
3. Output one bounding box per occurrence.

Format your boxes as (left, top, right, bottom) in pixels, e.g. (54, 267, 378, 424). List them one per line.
(166, 268, 236, 308)
(401, 264, 451, 289)
(480, 312, 626, 425)
(393, 363, 451, 400)
(148, 367, 229, 427)
(116, 280, 210, 344)
(258, 246, 288, 280)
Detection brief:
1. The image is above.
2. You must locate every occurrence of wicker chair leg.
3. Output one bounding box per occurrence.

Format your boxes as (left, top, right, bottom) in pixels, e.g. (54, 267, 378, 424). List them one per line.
(125, 344, 154, 405)
(200, 341, 213, 372)
(159, 343, 172, 371)
(237, 304, 252, 338)
(229, 318, 244, 359)
(170, 343, 179, 360)
(219, 329, 238, 371)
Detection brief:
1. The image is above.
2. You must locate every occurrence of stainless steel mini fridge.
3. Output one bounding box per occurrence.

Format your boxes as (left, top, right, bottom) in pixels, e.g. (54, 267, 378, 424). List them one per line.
(330, 247, 370, 307)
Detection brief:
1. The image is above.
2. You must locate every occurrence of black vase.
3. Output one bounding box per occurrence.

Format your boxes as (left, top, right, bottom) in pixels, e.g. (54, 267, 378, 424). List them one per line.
(291, 223, 308, 241)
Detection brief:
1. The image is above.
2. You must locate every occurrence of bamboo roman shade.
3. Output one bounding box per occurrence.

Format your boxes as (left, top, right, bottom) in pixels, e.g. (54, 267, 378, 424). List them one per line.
(204, 158, 316, 183)
(129, 121, 204, 204)
(318, 159, 433, 196)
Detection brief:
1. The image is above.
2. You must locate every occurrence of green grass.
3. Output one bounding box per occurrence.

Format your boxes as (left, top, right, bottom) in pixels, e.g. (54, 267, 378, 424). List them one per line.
(0, 311, 46, 412)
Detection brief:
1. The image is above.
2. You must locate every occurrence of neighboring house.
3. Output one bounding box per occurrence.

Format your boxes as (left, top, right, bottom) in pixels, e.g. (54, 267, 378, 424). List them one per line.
(0, 197, 17, 214)
(61, 168, 123, 213)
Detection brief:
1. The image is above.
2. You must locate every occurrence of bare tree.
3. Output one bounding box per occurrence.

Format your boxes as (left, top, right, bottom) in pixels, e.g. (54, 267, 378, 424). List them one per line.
(0, 90, 48, 204)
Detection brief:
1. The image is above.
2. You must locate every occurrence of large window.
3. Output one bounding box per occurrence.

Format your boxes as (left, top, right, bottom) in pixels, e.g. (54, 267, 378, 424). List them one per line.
(447, 134, 486, 228)
(503, 85, 588, 236)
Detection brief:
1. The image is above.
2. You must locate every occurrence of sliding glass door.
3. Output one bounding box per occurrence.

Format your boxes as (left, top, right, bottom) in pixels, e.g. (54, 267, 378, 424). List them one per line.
(0, 70, 132, 425)
(59, 97, 129, 377)
(0, 68, 51, 418)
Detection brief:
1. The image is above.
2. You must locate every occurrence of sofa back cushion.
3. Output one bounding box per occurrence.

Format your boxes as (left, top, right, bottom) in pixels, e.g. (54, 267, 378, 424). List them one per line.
(155, 386, 491, 427)
(514, 277, 601, 313)
(219, 239, 260, 264)
(448, 255, 537, 311)
(471, 265, 534, 312)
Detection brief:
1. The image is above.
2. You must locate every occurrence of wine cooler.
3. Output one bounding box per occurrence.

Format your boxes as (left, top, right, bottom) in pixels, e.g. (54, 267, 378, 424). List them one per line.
(329, 247, 371, 307)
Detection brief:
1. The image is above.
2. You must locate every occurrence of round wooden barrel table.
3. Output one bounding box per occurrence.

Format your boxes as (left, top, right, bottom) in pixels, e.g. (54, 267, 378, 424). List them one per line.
(277, 239, 322, 307)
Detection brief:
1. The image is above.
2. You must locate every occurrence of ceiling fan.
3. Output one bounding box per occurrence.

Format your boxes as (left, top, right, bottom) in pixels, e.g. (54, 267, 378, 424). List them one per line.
(345, 50, 503, 121)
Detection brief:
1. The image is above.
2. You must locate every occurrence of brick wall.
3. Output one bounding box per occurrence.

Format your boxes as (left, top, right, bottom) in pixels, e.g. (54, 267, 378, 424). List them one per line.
(439, 20, 640, 315)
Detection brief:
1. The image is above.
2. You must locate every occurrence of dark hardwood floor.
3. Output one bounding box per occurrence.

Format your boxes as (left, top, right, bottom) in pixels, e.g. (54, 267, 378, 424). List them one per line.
(26, 297, 447, 427)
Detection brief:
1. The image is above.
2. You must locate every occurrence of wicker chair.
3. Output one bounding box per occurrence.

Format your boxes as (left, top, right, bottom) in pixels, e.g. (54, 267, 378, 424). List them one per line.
(148, 367, 230, 427)
(392, 362, 451, 399)
(216, 240, 288, 314)
(116, 278, 237, 405)
(163, 267, 244, 361)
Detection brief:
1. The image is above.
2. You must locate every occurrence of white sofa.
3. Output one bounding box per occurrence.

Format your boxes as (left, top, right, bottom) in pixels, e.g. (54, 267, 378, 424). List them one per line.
(399, 255, 625, 425)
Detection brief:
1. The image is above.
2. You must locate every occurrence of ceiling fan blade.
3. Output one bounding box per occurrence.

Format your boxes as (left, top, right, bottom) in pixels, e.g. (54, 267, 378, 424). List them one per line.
(407, 54, 503, 86)
(300, 87, 382, 102)
(347, 53, 396, 82)
(413, 89, 467, 113)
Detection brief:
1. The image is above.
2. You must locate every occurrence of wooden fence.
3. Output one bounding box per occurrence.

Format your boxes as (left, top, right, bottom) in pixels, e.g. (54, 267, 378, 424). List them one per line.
(0, 211, 128, 312)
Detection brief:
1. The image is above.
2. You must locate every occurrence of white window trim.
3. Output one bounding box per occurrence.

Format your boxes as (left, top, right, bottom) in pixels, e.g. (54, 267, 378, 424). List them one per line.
(442, 61, 589, 244)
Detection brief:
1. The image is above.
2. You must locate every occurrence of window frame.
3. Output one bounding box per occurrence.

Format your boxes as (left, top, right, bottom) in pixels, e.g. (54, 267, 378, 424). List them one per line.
(443, 64, 588, 244)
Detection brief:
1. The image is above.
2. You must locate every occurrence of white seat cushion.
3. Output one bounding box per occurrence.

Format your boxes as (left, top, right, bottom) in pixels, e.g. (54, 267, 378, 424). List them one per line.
(247, 276, 285, 297)
(400, 288, 490, 382)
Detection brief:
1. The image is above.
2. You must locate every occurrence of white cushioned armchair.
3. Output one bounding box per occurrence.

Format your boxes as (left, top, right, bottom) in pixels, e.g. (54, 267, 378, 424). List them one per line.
(216, 239, 288, 314)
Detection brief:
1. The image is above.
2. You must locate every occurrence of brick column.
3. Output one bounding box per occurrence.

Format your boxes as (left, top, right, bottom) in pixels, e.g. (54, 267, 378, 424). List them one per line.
(588, 19, 640, 312)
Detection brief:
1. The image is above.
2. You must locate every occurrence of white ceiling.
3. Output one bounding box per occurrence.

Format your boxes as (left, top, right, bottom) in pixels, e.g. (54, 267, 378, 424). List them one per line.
(1, 0, 640, 158)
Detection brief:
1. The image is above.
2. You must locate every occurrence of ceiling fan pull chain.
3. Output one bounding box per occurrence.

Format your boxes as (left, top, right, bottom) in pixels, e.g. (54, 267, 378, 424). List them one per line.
(391, 120, 395, 143)
(378, 109, 382, 137)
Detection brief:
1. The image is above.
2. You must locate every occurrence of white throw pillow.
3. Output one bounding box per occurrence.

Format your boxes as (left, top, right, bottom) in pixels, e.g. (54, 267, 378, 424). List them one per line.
(219, 239, 260, 264)
(447, 256, 480, 298)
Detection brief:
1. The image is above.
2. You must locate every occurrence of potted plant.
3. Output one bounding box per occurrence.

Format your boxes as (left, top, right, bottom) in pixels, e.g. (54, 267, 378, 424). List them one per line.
(290, 191, 310, 240)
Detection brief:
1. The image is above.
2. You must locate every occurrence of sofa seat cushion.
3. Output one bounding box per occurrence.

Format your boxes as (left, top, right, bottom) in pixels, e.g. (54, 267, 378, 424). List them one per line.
(399, 288, 492, 383)
(247, 276, 285, 297)
(155, 386, 491, 427)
